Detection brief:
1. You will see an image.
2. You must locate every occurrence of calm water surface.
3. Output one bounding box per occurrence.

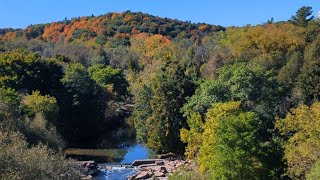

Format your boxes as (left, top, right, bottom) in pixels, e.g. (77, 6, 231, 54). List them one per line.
(65, 127, 154, 180)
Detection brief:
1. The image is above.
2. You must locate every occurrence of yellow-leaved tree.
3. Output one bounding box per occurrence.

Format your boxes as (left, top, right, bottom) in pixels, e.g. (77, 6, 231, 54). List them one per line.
(197, 101, 261, 179)
(180, 112, 204, 159)
(276, 102, 320, 179)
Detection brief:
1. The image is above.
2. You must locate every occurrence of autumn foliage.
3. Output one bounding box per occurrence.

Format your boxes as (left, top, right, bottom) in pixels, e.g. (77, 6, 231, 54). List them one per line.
(0, 11, 224, 46)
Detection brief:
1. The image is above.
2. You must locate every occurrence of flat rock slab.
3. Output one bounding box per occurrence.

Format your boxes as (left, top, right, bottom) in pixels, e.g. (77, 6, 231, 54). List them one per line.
(132, 159, 166, 166)
(130, 159, 186, 179)
(154, 171, 165, 177)
(135, 170, 151, 179)
(140, 165, 166, 172)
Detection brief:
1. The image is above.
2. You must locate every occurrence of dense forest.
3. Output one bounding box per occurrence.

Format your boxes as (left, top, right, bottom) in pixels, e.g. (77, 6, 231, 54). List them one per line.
(0, 6, 320, 179)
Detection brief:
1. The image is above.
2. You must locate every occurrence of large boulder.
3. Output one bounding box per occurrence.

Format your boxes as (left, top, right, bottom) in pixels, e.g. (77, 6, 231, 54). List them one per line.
(76, 161, 99, 176)
(154, 171, 165, 177)
(135, 170, 151, 179)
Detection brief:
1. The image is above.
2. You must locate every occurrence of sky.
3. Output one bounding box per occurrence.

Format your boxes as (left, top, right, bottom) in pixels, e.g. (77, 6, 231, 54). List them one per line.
(0, 0, 320, 28)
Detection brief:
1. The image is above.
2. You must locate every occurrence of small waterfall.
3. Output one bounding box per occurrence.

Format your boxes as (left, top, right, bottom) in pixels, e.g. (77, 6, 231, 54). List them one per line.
(94, 166, 138, 180)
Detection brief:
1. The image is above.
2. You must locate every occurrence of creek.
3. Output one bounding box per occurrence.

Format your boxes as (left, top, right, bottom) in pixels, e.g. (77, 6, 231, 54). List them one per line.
(65, 127, 155, 180)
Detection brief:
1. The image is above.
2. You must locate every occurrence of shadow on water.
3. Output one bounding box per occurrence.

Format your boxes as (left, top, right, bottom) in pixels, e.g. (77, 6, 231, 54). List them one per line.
(65, 148, 127, 163)
(65, 144, 155, 164)
(65, 126, 155, 164)
(65, 123, 156, 179)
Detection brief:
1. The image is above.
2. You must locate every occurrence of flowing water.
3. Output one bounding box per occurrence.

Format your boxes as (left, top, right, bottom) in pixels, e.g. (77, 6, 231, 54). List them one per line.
(94, 167, 139, 180)
(92, 144, 150, 180)
(94, 144, 150, 180)
(67, 144, 153, 180)
(65, 127, 155, 179)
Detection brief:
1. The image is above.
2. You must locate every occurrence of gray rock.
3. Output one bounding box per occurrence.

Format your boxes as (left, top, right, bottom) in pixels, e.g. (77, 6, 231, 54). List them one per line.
(165, 165, 174, 173)
(81, 175, 92, 180)
(135, 170, 151, 179)
(154, 171, 165, 177)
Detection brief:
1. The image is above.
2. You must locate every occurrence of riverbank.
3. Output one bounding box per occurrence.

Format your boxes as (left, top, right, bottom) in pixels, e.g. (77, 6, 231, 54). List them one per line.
(128, 159, 187, 180)
(79, 153, 189, 180)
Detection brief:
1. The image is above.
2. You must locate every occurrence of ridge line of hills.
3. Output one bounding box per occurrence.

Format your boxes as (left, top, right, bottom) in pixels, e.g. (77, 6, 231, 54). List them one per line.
(0, 11, 225, 46)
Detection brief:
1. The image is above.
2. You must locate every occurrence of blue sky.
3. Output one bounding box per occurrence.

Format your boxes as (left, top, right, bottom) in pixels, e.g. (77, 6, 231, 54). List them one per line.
(0, 0, 319, 28)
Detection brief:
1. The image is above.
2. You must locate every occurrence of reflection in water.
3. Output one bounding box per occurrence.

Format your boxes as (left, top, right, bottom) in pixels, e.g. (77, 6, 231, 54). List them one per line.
(121, 144, 152, 164)
(99, 127, 136, 149)
(65, 126, 141, 163)
(65, 144, 154, 164)
(65, 125, 155, 179)
(65, 148, 127, 163)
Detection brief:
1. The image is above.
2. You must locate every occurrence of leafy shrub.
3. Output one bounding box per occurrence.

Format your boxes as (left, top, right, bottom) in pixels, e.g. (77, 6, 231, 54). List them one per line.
(0, 129, 80, 180)
(169, 165, 210, 180)
(22, 91, 59, 124)
(19, 113, 65, 150)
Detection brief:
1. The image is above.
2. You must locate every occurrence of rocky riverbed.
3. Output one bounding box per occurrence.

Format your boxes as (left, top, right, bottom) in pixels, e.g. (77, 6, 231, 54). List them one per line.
(76, 161, 101, 179)
(128, 159, 186, 180)
(77, 154, 187, 179)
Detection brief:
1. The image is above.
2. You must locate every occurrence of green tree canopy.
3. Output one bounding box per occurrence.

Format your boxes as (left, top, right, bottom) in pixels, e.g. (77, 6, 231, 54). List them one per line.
(198, 101, 261, 179)
(22, 91, 58, 124)
(0, 49, 63, 95)
(296, 35, 320, 104)
(290, 6, 314, 27)
(88, 64, 129, 98)
(144, 61, 195, 153)
(61, 63, 107, 140)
